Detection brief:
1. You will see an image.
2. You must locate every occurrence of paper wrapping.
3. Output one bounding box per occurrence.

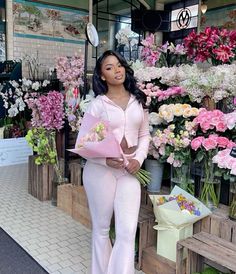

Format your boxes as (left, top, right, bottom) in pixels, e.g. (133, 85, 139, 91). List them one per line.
(149, 186, 211, 229)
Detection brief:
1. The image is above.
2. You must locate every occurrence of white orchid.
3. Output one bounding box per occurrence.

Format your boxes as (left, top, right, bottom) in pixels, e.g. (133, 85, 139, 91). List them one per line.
(115, 27, 137, 47)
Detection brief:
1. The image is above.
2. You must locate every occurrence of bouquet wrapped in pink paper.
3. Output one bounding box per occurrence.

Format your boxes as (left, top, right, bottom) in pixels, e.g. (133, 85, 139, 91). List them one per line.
(69, 113, 122, 158)
(69, 113, 151, 186)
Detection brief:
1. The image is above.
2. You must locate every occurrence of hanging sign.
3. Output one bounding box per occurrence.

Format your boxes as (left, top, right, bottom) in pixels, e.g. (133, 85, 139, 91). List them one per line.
(230, 147, 236, 158)
(176, 8, 191, 29)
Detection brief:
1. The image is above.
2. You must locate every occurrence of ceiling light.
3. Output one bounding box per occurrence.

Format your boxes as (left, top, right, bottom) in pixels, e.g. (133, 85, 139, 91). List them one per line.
(201, 3, 207, 14)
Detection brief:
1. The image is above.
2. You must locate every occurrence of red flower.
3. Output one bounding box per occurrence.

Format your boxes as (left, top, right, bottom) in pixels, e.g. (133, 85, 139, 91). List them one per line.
(184, 27, 236, 65)
(212, 45, 234, 62)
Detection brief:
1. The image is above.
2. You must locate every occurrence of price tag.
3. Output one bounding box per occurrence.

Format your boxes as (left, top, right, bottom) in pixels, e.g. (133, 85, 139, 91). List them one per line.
(230, 147, 236, 158)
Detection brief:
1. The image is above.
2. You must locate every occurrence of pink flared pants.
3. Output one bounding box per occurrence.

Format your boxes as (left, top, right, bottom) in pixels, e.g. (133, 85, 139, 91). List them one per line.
(83, 161, 141, 274)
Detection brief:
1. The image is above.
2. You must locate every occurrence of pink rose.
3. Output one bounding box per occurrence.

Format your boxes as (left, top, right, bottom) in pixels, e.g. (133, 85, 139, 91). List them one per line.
(227, 141, 236, 149)
(208, 134, 218, 141)
(173, 160, 181, 167)
(217, 137, 229, 148)
(230, 162, 236, 176)
(200, 121, 212, 132)
(191, 136, 204, 151)
(202, 138, 217, 151)
(167, 154, 174, 164)
(212, 109, 224, 118)
(146, 83, 154, 89)
(215, 121, 227, 132)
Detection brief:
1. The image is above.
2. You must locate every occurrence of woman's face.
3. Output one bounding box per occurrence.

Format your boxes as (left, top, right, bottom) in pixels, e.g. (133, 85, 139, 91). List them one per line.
(100, 55, 126, 87)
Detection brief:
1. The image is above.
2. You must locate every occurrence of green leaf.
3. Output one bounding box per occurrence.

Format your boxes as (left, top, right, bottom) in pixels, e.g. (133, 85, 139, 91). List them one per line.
(201, 267, 220, 274)
(196, 151, 204, 162)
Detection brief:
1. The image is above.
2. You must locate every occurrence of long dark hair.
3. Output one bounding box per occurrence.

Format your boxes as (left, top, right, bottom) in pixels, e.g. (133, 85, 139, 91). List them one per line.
(92, 50, 147, 107)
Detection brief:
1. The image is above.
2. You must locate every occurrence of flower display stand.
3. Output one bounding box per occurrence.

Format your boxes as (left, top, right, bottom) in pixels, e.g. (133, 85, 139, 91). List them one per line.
(142, 246, 176, 274)
(68, 161, 81, 186)
(72, 185, 92, 229)
(176, 232, 236, 274)
(28, 155, 54, 201)
(141, 204, 236, 274)
(136, 205, 156, 270)
(57, 183, 73, 216)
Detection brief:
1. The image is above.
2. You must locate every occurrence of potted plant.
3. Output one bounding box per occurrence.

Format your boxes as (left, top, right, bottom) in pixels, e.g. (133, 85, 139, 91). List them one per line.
(25, 90, 65, 205)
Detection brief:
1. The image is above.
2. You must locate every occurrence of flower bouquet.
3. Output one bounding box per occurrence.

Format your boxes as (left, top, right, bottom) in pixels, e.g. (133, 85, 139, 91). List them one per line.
(212, 148, 236, 219)
(69, 113, 151, 186)
(149, 186, 211, 261)
(191, 109, 236, 210)
(148, 104, 199, 193)
(150, 186, 211, 228)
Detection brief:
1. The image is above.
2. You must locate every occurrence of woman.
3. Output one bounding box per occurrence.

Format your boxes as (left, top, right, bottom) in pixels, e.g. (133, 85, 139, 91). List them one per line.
(82, 50, 150, 274)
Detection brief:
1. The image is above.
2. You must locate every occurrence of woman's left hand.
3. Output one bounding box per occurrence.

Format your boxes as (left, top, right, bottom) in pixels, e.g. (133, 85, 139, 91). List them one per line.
(125, 159, 140, 174)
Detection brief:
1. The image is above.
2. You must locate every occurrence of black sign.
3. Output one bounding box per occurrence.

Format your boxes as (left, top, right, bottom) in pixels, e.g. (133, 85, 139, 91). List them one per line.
(176, 8, 191, 29)
(230, 147, 236, 158)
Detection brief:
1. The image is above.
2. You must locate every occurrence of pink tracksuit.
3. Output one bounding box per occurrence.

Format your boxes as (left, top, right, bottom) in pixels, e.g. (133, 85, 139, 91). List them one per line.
(82, 94, 150, 274)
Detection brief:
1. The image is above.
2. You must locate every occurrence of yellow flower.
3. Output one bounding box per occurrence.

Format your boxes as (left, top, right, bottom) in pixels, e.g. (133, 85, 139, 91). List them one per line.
(163, 111, 174, 122)
(183, 131, 189, 137)
(191, 107, 200, 116)
(182, 104, 191, 109)
(183, 107, 194, 118)
(169, 124, 175, 130)
(173, 103, 184, 116)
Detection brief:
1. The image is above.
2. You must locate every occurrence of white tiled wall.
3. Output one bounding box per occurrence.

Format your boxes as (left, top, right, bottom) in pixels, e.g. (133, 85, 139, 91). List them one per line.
(13, 36, 84, 78)
(6, 0, 90, 79)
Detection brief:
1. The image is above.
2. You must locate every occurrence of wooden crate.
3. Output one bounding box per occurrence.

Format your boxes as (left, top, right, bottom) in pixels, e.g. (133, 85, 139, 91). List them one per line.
(57, 183, 73, 216)
(28, 155, 54, 201)
(193, 204, 236, 243)
(72, 185, 92, 229)
(141, 186, 170, 210)
(141, 204, 235, 273)
(136, 206, 156, 270)
(176, 232, 236, 274)
(68, 161, 82, 186)
(142, 246, 176, 274)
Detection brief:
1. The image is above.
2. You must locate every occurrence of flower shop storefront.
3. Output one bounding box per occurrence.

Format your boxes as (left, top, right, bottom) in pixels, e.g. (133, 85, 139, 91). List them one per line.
(0, 6, 236, 272)
(131, 26, 236, 274)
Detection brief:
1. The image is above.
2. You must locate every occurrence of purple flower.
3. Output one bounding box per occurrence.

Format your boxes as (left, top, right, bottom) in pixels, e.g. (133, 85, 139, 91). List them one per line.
(27, 90, 65, 130)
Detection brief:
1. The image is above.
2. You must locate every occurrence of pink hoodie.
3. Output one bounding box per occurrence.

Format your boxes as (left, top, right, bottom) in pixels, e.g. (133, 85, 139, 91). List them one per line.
(86, 94, 150, 166)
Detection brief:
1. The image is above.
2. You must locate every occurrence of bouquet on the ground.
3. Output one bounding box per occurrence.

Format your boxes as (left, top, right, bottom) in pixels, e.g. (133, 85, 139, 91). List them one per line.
(69, 113, 151, 186)
(149, 186, 211, 229)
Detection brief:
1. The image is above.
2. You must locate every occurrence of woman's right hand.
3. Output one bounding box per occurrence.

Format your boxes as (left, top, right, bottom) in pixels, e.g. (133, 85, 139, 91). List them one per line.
(106, 158, 124, 169)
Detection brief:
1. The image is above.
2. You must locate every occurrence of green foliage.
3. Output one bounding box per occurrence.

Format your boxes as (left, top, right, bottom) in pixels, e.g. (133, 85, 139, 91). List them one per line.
(26, 127, 63, 181)
(193, 266, 226, 274)
(25, 127, 57, 165)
